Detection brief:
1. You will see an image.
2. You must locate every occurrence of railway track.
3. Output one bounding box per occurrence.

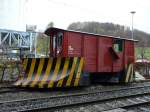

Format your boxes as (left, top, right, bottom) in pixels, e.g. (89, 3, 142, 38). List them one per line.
(65, 93, 150, 112)
(0, 88, 25, 94)
(0, 81, 150, 103)
(1, 81, 150, 94)
(96, 93, 150, 112)
(0, 88, 17, 94)
(0, 87, 25, 94)
(122, 102, 150, 112)
(1, 84, 150, 112)
(106, 99, 150, 112)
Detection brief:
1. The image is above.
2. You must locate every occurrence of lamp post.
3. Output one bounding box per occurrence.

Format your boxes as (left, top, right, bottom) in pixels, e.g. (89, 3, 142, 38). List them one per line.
(131, 11, 136, 39)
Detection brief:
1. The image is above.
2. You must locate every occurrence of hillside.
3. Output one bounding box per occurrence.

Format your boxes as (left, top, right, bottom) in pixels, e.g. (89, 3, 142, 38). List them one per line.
(67, 22, 150, 47)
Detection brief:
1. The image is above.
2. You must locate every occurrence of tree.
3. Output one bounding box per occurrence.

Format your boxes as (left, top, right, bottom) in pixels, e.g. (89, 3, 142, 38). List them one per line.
(47, 22, 54, 28)
(138, 39, 147, 59)
(67, 21, 150, 47)
(36, 33, 50, 57)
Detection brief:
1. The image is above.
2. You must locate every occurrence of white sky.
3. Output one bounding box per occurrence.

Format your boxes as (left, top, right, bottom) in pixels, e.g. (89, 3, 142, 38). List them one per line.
(0, 0, 150, 33)
(25, 0, 150, 33)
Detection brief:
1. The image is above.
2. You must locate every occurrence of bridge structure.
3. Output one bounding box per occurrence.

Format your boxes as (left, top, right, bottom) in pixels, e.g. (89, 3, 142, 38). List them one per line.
(0, 29, 36, 58)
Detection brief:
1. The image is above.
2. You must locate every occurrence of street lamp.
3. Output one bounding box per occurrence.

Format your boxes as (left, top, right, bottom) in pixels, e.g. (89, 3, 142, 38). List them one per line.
(131, 11, 136, 39)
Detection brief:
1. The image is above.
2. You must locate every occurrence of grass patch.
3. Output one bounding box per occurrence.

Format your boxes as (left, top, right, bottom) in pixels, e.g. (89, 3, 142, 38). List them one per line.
(135, 47, 150, 59)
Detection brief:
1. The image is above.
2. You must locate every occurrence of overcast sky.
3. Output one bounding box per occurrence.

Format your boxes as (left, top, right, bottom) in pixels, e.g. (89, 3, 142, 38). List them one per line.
(0, 0, 150, 33)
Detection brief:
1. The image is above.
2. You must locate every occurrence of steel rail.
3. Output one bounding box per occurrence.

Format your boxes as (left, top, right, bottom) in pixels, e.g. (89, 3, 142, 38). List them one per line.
(30, 93, 150, 112)
(0, 88, 25, 94)
(121, 101, 150, 110)
(0, 85, 150, 104)
(0, 81, 149, 98)
(1, 85, 150, 112)
(103, 95, 150, 112)
(1, 84, 150, 103)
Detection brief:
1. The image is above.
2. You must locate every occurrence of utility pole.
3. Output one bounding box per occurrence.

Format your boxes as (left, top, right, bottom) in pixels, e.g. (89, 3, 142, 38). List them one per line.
(131, 11, 136, 39)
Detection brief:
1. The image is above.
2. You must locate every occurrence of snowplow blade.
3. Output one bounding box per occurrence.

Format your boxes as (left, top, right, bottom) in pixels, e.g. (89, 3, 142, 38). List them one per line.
(14, 57, 90, 88)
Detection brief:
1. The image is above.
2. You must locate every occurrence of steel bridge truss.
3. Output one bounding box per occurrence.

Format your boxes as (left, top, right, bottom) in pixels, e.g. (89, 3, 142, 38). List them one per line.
(0, 29, 34, 49)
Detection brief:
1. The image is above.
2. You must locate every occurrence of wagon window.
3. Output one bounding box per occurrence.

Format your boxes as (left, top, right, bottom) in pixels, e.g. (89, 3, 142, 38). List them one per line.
(53, 35, 56, 50)
(113, 39, 123, 52)
(57, 32, 63, 47)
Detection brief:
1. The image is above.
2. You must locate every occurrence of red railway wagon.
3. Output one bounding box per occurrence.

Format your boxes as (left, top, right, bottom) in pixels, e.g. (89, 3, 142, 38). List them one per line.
(14, 27, 136, 88)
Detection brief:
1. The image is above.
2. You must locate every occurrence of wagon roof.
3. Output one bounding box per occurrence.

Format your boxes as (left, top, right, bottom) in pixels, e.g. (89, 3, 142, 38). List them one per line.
(45, 27, 138, 42)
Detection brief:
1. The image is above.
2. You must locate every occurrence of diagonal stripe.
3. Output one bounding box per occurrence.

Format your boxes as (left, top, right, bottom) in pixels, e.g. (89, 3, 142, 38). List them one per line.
(125, 64, 132, 83)
(22, 58, 36, 87)
(30, 58, 45, 87)
(16, 58, 32, 86)
(48, 57, 61, 88)
(21, 58, 29, 79)
(23, 59, 28, 71)
(24, 58, 32, 79)
(129, 64, 134, 82)
(38, 58, 53, 88)
(66, 57, 78, 86)
(37, 58, 49, 87)
(56, 57, 70, 87)
(14, 58, 28, 86)
(74, 57, 84, 86)
(28, 59, 40, 87)
(14, 80, 23, 86)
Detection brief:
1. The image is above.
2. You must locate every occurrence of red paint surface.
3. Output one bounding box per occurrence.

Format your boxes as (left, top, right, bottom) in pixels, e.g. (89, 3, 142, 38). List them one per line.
(83, 35, 97, 72)
(46, 28, 135, 73)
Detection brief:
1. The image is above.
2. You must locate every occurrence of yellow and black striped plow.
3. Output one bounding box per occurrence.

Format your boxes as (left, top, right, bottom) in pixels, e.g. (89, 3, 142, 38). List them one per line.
(124, 63, 134, 83)
(14, 57, 90, 88)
